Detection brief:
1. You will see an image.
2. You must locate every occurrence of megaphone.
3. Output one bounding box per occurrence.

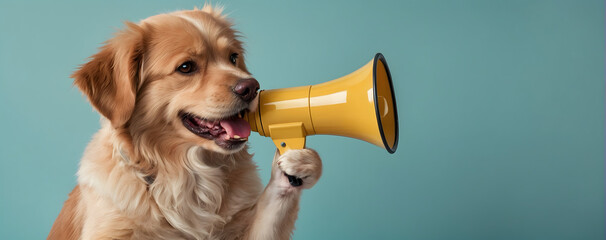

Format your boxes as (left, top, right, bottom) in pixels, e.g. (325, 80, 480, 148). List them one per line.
(245, 53, 398, 154)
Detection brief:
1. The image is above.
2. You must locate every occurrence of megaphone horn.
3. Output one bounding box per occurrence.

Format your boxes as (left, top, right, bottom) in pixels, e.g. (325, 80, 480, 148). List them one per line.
(244, 53, 398, 154)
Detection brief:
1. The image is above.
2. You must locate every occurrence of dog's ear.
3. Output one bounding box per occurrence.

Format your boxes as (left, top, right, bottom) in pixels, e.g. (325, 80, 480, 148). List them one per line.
(73, 22, 145, 128)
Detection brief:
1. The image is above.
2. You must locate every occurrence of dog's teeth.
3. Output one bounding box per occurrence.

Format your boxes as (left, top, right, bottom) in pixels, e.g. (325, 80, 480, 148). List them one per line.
(233, 135, 241, 139)
(225, 135, 230, 140)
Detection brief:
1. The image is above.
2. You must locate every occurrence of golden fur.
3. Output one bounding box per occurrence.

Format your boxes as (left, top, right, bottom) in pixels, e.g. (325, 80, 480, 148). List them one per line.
(49, 5, 322, 240)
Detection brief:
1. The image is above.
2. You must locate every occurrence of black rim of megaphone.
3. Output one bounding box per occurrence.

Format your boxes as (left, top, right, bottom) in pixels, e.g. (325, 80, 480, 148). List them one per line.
(373, 53, 399, 154)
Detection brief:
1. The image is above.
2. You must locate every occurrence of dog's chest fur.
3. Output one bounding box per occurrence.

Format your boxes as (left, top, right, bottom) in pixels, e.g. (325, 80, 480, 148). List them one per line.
(77, 124, 263, 239)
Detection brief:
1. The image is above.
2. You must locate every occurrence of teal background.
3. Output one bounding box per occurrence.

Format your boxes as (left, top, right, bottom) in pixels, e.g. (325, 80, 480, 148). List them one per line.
(0, 0, 604, 239)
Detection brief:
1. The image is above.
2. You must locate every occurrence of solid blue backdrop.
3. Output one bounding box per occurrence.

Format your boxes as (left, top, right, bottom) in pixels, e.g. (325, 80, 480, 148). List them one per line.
(0, 0, 604, 239)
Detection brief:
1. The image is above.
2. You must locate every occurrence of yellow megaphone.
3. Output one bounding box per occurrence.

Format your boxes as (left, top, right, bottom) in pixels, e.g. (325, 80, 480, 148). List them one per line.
(245, 53, 398, 154)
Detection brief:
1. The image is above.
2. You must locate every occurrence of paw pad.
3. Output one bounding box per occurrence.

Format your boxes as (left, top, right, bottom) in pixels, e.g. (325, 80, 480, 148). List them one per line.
(284, 173, 303, 187)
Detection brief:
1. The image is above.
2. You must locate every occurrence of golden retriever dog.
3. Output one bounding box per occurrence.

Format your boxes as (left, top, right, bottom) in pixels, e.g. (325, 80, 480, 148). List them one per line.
(49, 5, 322, 240)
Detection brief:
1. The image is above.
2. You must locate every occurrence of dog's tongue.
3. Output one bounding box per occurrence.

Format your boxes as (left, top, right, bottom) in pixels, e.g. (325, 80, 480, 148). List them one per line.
(219, 118, 251, 138)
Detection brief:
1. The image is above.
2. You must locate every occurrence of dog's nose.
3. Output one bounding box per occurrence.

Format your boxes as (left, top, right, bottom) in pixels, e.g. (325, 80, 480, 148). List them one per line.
(233, 78, 260, 103)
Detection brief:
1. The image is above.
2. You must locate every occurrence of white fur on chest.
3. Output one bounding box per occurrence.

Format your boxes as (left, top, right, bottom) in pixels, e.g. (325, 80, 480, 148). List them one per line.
(77, 126, 262, 239)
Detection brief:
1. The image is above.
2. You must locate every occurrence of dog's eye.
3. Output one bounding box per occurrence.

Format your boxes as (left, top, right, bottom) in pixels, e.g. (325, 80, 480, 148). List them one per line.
(229, 53, 239, 66)
(177, 61, 197, 74)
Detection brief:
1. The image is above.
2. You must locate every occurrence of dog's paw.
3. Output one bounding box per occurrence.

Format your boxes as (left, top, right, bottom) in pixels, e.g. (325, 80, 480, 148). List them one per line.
(272, 149, 322, 190)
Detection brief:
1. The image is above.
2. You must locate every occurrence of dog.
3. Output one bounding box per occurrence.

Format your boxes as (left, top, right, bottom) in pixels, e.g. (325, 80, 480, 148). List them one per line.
(48, 5, 322, 240)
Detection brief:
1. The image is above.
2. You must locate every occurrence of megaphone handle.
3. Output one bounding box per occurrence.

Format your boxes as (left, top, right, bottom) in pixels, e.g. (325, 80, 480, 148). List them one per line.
(272, 137, 306, 155)
(268, 122, 307, 155)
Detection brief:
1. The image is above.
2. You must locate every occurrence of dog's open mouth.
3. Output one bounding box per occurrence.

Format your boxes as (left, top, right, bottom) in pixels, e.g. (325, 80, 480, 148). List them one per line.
(180, 109, 251, 150)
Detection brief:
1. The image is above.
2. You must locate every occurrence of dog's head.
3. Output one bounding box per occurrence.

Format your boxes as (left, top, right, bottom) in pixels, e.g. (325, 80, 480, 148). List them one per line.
(73, 6, 257, 155)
